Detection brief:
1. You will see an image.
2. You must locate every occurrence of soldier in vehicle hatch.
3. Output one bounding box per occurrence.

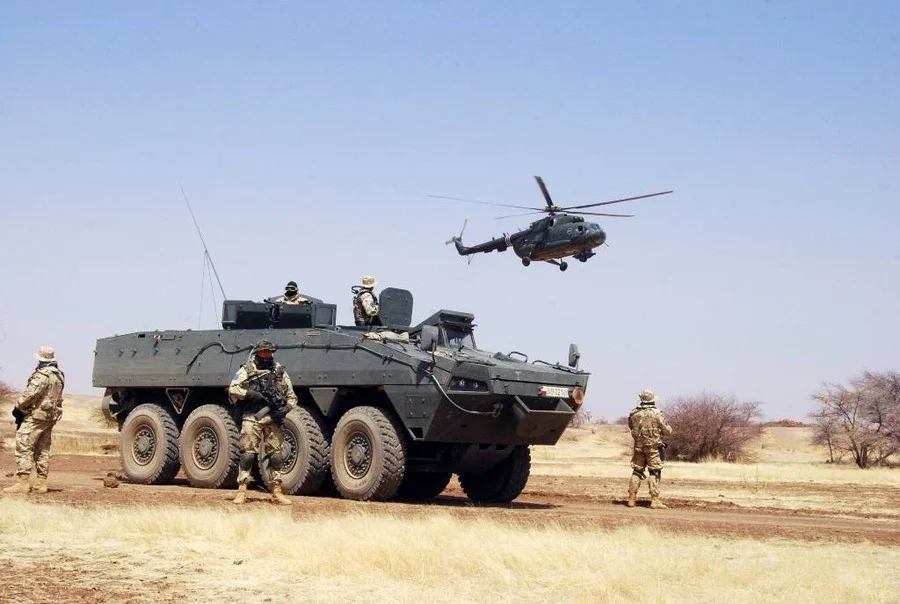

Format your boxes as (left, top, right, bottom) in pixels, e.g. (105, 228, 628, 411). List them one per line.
(275, 280, 309, 305)
(626, 388, 673, 509)
(228, 339, 298, 505)
(351, 275, 382, 327)
(3, 346, 66, 495)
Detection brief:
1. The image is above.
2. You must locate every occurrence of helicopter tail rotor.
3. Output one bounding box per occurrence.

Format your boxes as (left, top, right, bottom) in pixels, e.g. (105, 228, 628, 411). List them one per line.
(445, 219, 468, 245)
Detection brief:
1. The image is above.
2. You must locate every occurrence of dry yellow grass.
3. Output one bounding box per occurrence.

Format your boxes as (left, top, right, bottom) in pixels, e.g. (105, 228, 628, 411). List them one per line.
(0, 395, 118, 455)
(1, 500, 898, 603)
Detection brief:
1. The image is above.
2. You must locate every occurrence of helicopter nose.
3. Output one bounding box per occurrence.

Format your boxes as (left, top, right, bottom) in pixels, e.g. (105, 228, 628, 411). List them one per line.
(590, 223, 606, 246)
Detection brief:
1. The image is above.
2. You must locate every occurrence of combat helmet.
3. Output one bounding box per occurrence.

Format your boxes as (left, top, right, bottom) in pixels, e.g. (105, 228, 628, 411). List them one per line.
(639, 388, 656, 405)
(284, 281, 299, 295)
(361, 275, 376, 289)
(254, 339, 277, 353)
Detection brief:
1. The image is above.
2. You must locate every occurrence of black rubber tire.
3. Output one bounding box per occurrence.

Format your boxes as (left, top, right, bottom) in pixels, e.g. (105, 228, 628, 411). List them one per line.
(459, 445, 531, 503)
(179, 404, 241, 489)
(120, 403, 181, 485)
(259, 407, 332, 495)
(397, 471, 453, 501)
(330, 406, 407, 501)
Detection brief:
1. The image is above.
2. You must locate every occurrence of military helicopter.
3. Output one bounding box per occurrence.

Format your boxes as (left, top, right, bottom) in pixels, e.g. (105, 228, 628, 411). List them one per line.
(433, 176, 673, 271)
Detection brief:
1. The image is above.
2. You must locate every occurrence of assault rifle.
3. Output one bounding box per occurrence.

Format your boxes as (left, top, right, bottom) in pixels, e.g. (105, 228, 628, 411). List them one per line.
(248, 371, 290, 424)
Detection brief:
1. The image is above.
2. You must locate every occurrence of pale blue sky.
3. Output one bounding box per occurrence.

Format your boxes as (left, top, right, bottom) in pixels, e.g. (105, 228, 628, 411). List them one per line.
(1, 1, 897, 421)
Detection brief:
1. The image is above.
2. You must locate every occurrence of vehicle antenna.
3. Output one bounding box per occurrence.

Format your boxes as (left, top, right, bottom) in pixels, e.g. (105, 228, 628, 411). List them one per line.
(180, 184, 227, 301)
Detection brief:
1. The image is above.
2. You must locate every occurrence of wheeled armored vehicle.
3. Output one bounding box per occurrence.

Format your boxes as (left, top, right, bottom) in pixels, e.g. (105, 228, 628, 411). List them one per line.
(93, 288, 589, 502)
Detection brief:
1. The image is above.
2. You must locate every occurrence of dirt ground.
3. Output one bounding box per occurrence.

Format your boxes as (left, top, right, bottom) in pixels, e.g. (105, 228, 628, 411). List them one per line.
(3, 452, 898, 548)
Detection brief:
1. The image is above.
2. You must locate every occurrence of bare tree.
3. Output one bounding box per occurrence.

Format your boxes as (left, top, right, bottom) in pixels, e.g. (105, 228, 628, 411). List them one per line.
(661, 393, 763, 462)
(810, 372, 900, 468)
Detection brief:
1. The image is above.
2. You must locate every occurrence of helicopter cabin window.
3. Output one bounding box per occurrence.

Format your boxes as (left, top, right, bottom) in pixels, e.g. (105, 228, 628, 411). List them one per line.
(442, 327, 476, 349)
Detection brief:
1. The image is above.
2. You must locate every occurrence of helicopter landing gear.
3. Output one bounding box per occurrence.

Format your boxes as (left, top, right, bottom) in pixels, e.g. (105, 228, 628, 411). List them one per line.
(545, 259, 568, 271)
(521, 257, 531, 267)
(574, 251, 595, 263)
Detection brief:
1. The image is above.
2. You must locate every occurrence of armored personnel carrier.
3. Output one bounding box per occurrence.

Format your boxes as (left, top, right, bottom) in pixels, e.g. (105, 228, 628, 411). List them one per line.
(93, 288, 589, 502)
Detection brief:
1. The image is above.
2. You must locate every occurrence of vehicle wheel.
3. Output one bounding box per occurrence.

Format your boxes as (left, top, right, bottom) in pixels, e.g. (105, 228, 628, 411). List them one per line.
(179, 404, 240, 489)
(459, 445, 531, 503)
(259, 407, 332, 495)
(559, 262, 568, 272)
(120, 403, 181, 485)
(331, 406, 407, 501)
(397, 471, 453, 501)
(521, 257, 531, 267)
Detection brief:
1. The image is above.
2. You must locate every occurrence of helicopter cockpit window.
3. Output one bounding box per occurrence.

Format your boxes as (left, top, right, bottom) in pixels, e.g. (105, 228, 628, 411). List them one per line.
(442, 327, 476, 349)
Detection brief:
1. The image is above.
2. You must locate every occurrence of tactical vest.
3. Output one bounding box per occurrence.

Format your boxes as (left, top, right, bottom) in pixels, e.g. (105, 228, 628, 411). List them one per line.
(31, 366, 65, 423)
(629, 405, 663, 448)
(353, 290, 379, 326)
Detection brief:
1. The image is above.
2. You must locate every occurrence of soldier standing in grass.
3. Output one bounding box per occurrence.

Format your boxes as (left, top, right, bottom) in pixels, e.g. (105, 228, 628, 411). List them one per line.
(626, 388, 672, 509)
(3, 346, 65, 495)
(228, 339, 298, 505)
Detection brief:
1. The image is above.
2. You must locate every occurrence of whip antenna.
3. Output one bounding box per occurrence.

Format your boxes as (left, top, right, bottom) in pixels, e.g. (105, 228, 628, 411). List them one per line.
(180, 184, 227, 301)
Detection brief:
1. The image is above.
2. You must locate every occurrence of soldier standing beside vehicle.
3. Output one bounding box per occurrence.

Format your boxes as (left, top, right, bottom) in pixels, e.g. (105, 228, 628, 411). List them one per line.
(3, 346, 65, 494)
(352, 275, 382, 327)
(228, 339, 298, 505)
(276, 280, 309, 305)
(626, 388, 673, 509)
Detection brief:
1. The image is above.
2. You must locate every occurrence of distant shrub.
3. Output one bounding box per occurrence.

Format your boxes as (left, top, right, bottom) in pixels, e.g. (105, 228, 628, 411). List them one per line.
(0, 381, 14, 452)
(761, 419, 809, 428)
(660, 393, 763, 463)
(569, 407, 593, 429)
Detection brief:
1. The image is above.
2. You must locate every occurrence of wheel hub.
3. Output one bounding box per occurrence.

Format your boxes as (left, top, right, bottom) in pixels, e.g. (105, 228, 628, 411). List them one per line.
(282, 430, 298, 472)
(345, 432, 372, 479)
(192, 427, 219, 471)
(132, 426, 156, 466)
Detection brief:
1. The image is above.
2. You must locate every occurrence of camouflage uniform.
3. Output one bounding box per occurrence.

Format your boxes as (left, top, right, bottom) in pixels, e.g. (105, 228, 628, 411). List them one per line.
(3, 346, 65, 494)
(352, 275, 381, 327)
(228, 340, 298, 505)
(627, 389, 672, 509)
(276, 280, 308, 305)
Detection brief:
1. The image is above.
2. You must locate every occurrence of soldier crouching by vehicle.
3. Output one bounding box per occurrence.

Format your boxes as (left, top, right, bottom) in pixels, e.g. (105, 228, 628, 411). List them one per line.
(228, 339, 298, 505)
(627, 388, 673, 509)
(4, 346, 65, 495)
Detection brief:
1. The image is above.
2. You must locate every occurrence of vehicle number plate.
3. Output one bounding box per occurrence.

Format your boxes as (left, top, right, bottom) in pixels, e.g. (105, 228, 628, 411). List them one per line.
(540, 385, 570, 398)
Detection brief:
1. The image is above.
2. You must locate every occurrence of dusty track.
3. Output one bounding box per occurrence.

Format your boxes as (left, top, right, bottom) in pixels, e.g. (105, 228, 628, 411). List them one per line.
(3, 453, 898, 546)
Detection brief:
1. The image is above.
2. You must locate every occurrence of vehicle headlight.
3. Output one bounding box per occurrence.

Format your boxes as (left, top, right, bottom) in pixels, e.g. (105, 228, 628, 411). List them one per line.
(448, 377, 489, 392)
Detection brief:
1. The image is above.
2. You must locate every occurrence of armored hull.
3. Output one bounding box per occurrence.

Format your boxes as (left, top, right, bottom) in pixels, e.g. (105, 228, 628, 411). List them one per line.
(93, 289, 589, 502)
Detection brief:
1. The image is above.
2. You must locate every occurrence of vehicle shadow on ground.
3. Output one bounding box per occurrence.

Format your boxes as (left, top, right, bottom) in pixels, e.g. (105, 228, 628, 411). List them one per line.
(395, 494, 557, 510)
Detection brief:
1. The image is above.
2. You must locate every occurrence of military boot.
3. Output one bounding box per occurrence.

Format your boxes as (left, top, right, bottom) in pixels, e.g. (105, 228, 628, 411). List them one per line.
(626, 473, 641, 508)
(31, 477, 48, 494)
(232, 483, 248, 505)
(650, 497, 668, 509)
(3, 476, 31, 494)
(648, 472, 667, 508)
(270, 482, 292, 506)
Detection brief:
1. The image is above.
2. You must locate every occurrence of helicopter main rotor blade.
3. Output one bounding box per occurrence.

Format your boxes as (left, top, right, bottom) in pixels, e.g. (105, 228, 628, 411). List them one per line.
(534, 176, 555, 209)
(568, 211, 634, 217)
(428, 195, 541, 211)
(562, 190, 673, 211)
(494, 211, 547, 219)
